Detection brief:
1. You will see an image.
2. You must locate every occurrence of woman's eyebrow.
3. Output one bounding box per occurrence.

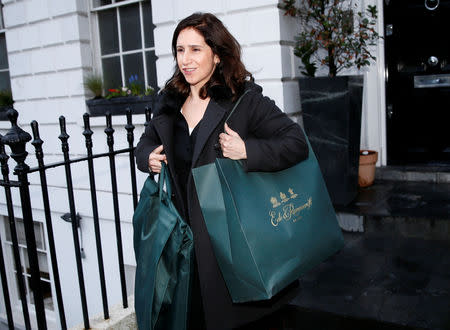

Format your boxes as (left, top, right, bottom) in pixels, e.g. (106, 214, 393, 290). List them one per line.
(176, 44, 204, 48)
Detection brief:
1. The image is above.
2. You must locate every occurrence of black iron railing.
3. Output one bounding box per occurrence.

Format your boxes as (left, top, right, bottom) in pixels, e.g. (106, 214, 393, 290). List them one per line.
(0, 107, 151, 330)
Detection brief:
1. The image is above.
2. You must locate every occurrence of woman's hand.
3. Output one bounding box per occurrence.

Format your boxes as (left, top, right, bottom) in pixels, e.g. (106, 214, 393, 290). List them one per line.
(219, 123, 247, 160)
(148, 145, 167, 173)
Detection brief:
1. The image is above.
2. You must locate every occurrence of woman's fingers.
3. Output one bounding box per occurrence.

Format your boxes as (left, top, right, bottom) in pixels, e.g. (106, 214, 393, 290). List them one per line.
(153, 144, 164, 154)
(224, 123, 239, 137)
(148, 145, 167, 173)
(219, 127, 247, 160)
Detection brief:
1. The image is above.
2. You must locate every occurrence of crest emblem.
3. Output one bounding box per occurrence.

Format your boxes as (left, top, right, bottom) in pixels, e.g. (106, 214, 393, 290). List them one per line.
(270, 197, 280, 208)
(280, 192, 289, 203)
(288, 188, 298, 199)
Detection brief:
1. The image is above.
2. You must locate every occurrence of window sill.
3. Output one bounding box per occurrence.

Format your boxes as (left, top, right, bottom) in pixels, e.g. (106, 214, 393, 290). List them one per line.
(85, 95, 154, 117)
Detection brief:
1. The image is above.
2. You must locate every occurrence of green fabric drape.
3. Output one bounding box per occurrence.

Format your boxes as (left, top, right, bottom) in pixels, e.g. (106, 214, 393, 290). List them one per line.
(134, 163, 194, 329)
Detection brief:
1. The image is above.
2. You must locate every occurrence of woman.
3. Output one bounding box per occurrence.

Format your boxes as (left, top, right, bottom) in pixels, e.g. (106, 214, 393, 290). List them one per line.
(136, 12, 309, 330)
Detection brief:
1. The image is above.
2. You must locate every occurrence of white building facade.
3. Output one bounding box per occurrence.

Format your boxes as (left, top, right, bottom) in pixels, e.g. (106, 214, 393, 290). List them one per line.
(0, 0, 386, 328)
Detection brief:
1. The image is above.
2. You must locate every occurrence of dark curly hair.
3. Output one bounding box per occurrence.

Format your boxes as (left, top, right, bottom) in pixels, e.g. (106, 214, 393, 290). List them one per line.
(164, 12, 253, 100)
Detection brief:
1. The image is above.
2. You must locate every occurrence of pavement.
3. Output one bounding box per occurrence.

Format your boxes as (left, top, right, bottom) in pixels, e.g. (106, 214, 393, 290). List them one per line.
(283, 177, 450, 330)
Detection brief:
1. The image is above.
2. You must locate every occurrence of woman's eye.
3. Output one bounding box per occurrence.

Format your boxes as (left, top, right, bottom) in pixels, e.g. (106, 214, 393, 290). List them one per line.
(177, 48, 184, 53)
(193, 48, 200, 52)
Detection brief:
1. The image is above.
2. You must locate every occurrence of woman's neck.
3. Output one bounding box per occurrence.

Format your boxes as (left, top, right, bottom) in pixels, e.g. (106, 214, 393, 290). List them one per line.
(189, 84, 205, 102)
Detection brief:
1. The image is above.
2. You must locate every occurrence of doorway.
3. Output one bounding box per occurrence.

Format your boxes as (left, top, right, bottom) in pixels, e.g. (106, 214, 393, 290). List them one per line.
(384, 0, 450, 165)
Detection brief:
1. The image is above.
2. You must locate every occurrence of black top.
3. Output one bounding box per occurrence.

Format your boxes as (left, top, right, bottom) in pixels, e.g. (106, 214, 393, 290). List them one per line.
(173, 110, 201, 222)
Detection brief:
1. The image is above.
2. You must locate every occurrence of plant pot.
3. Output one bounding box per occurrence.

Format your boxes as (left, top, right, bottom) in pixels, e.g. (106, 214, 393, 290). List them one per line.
(299, 75, 363, 206)
(85, 95, 154, 117)
(358, 150, 378, 187)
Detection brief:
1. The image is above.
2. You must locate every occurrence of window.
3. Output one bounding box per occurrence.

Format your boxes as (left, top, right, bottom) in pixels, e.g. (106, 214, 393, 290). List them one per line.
(0, 0, 11, 92)
(4, 218, 54, 311)
(92, 0, 157, 92)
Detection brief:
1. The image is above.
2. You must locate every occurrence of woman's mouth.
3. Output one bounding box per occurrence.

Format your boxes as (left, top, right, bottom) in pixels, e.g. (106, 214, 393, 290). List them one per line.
(183, 68, 196, 74)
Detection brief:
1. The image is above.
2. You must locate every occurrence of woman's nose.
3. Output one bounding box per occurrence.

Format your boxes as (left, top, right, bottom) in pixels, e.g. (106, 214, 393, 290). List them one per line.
(182, 51, 191, 65)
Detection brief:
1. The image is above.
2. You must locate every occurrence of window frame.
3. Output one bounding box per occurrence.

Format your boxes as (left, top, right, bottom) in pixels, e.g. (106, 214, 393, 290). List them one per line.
(89, 0, 157, 92)
(1, 216, 56, 321)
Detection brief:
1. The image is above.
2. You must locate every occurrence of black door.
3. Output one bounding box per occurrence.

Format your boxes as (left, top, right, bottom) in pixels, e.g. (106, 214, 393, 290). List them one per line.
(384, 0, 450, 165)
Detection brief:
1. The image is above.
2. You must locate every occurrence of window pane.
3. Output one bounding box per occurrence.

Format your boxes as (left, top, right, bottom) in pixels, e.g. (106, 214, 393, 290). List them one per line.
(15, 220, 26, 246)
(0, 71, 10, 91)
(102, 56, 122, 89)
(0, 8, 4, 30)
(24, 250, 48, 274)
(93, 0, 112, 7)
(5, 220, 42, 248)
(120, 4, 141, 52)
(28, 276, 54, 311)
(0, 9, 5, 30)
(0, 33, 9, 70)
(15, 274, 28, 302)
(4, 216, 12, 242)
(123, 53, 144, 89)
(145, 50, 157, 90)
(143, 1, 155, 48)
(98, 9, 119, 55)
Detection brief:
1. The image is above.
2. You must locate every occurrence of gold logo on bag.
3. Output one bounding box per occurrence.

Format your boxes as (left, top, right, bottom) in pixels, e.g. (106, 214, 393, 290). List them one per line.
(269, 188, 312, 227)
(288, 188, 297, 199)
(270, 197, 280, 208)
(271, 188, 298, 208)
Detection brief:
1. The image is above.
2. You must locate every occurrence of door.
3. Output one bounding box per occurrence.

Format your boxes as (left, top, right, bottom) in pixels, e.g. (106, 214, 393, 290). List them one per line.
(384, 0, 450, 165)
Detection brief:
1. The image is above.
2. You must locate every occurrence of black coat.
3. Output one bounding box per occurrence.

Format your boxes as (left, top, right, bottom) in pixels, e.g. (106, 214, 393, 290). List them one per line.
(135, 82, 309, 330)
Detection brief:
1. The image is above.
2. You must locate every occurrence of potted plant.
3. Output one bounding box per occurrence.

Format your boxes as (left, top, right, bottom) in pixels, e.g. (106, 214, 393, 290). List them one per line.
(283, 0, 380, 206)
(0, 89, 14, 121)
(359, 150, 378, 187)
(85, 73, 155, 116)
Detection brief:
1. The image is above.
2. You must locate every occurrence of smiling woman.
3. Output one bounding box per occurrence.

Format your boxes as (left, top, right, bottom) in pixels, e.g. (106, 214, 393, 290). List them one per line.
(176, 28, 220, 90)
(134, 12, 309, 330)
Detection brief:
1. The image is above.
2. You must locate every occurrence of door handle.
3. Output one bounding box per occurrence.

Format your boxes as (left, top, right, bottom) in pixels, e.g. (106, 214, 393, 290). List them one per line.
(387, 104, 393, 119)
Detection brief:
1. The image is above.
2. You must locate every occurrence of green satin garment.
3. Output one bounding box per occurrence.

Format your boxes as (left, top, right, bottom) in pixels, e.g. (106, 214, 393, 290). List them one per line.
(133, 163, 194, 330)
(192, 137, 344, 303)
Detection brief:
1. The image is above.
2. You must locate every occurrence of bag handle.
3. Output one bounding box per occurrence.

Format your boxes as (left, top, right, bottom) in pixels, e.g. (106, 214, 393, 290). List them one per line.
(224, 89, 251, 125)
(214, 89, 251, 152)
(158, 162, 171, 201)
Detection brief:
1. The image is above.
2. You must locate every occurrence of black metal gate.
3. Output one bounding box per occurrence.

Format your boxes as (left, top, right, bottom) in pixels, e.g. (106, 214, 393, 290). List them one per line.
(0, 108, 150, 329)
(384, 0, 450, 165)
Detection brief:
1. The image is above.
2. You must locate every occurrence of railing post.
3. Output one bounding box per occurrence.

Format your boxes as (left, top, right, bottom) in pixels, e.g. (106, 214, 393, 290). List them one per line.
(31, 121, 67, 329)
(125, 108, 138, 210)
(105, 112, 128, 308)
(0, 135, 15, 330)
(82, 113, 110, 320)
(1, 109, 47, 329)
(58, 116, 90, 329)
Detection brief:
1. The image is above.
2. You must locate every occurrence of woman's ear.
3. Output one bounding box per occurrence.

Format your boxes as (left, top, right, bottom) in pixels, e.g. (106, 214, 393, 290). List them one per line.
(214, 55, 220, 65)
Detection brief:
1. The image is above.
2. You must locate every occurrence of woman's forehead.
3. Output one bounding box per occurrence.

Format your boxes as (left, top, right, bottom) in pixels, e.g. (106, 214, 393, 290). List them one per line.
(176, 28, 207, 46)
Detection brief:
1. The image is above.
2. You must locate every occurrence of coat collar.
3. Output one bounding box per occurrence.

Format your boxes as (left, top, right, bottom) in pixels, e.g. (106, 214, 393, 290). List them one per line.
(151, 97, 230, 169)
(191, 99, 228, 167)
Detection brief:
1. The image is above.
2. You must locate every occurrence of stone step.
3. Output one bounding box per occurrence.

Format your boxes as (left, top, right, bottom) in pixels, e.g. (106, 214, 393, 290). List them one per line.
(335, 179, 450, 240)
(337, 214, 450, 241)
(375, 166, 450, 183)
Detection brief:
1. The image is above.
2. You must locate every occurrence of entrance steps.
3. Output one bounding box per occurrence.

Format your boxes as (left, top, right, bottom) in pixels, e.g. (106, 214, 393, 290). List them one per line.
(282, 166, 450, 330)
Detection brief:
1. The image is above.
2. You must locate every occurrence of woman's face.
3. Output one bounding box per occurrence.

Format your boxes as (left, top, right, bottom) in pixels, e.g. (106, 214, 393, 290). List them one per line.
(176, 28, 220, 90)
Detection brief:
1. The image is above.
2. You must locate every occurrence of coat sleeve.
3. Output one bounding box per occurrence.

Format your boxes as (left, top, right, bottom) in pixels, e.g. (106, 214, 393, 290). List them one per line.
(135, 121, 161, 173)
(243, 92, 309, 172)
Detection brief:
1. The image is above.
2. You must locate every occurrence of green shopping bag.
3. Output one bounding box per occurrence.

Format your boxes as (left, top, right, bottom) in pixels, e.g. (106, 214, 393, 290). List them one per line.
(192, 138, 344, 303)
(133, 163, 194, 329)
